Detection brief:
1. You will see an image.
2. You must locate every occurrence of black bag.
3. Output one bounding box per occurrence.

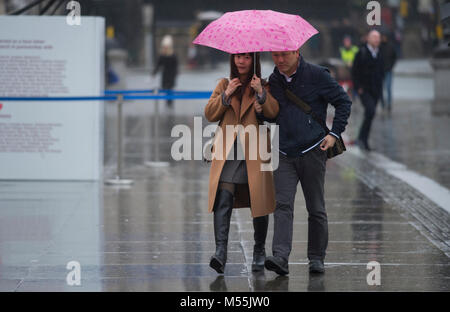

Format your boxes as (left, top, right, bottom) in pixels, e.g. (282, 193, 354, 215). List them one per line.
(284, 89, 346, 159)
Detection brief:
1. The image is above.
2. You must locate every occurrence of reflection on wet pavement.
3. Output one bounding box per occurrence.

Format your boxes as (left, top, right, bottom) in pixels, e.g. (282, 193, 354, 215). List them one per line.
(349, 99, 450, 190)
(1, 102, 449, 292)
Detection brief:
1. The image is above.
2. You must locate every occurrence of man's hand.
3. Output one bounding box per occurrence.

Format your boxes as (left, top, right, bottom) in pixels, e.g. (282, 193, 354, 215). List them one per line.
(254, 101, 263, 114)
(320, 134, 337, 151)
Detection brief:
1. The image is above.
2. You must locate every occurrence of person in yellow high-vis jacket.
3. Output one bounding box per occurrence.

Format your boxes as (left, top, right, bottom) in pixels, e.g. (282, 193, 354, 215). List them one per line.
(340, 36, 359, 68)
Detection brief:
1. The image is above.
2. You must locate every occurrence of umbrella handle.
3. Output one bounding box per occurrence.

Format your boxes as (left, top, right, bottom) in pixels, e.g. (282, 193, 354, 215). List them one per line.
(254, 52, 256, 77)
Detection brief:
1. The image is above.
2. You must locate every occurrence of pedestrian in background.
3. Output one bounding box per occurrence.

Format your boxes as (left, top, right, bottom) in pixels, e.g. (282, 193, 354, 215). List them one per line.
(204, 52, 279, 274)
(340, 35, 359, 99)
(153, 35, 178, 108)
(352, 29, 384, 152)
(380, 33, 398, 114)
(340, 35, 359, 68)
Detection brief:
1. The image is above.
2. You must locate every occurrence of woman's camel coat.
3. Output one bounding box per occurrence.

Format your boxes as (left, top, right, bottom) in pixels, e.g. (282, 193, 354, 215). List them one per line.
(204, 78, 279, 218)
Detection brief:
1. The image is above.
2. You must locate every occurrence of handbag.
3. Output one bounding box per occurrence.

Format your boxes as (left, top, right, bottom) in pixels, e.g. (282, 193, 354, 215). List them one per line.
(284, 88, 346, 159)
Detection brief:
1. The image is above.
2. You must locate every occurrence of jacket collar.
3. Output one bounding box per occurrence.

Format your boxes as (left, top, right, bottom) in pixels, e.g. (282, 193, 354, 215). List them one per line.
(228, 85, 255, 121)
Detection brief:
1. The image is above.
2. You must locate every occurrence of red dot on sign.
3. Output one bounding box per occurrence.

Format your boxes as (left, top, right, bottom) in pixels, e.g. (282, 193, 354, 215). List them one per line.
(0, 103, 3, 111)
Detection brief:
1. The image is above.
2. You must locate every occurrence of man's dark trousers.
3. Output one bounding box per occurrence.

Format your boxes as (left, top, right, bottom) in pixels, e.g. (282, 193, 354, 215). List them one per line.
(272, 145, 328, 262)
(358, 92, 380, 145)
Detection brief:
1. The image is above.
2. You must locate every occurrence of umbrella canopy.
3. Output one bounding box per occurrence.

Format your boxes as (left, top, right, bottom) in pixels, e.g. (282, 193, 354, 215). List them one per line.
(192, 10, 319, 54)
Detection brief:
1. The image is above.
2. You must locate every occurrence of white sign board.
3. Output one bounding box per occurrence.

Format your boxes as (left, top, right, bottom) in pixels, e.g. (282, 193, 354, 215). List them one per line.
(0, 16, 105, 180)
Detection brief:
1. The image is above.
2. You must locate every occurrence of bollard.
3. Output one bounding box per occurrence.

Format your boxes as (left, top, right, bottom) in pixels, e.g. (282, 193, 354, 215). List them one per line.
(145, 88, 170, 168)
(105, 94, 134, 185)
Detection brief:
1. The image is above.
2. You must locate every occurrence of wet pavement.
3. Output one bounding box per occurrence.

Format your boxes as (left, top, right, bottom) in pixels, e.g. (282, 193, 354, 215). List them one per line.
(359, 101, 450, 190)
(0, 60, 449, 291)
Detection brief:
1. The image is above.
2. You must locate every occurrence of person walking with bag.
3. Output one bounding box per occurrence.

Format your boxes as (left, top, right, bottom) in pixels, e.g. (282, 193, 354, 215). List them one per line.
(205, 52, 279, 274)
(264, 49, 352, 275)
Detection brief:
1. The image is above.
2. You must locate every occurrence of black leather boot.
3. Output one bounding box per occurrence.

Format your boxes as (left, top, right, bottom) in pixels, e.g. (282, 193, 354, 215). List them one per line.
(210, 189, 234, 274)
(252, 215, 268, 272)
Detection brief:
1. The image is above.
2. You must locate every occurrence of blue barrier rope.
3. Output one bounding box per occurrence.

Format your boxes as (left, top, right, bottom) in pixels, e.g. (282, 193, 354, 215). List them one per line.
(0, 96, 117, 101)
(0, 91, 213, 101)
(123, 93, 212, 100)
(105, 89, 211, 95)
(105, 89, 156, 94)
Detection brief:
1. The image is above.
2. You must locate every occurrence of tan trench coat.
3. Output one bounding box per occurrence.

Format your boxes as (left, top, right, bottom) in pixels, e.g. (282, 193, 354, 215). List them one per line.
(204, 78, 279, 218)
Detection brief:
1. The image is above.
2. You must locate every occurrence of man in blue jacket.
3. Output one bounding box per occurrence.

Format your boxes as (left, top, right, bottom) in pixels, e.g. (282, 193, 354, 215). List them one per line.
(263, 50, 352, 275)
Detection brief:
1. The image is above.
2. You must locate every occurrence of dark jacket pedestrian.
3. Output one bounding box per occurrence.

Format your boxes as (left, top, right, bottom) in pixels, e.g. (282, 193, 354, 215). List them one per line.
(263, 50, 352, 276)
(380, 40, 397, 73)
(153, 35, 178, 107)
(352, 44, 384, 99)
(154, 54, 178, 90)
(352, 30, 384, 151)
(380, 37, 397, 111)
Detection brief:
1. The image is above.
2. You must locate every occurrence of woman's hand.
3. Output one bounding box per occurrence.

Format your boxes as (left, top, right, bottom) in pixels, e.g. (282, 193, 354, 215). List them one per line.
(224, 78, 242, 98)
(250, 74, 263, 96)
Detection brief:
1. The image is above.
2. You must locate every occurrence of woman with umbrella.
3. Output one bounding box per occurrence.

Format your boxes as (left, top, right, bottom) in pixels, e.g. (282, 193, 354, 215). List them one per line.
(204, 52, 279, 274)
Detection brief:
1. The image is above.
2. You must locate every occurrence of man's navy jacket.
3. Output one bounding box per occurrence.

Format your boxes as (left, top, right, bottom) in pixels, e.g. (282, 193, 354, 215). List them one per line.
(352, 44, 384, 98)
(267, 56, 352, 157)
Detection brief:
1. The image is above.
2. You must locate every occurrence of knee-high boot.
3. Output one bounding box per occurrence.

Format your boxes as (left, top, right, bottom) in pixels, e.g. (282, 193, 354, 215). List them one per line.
(210, 189, 234, 274)
(252, 215, 269, 272)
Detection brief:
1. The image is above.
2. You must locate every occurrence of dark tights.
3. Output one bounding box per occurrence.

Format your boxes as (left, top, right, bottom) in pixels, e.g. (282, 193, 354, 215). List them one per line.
(218, 182, 236, 195)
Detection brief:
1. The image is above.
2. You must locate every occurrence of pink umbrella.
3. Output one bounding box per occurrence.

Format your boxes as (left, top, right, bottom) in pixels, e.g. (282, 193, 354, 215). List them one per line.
(192, 10, 319, 54)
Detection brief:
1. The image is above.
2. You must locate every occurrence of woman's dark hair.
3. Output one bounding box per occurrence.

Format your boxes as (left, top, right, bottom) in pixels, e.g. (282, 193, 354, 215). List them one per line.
(229, 52, 262, 100)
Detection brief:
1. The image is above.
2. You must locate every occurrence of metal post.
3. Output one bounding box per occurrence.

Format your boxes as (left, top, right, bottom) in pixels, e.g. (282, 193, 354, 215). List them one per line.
(143, 99, 151, 164)
(145, 88, 169, 167)
(105, 94, 134, 185)
(154, 91, 160, 161)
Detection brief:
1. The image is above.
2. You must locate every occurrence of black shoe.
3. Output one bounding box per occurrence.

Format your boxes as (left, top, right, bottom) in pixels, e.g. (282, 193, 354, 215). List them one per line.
(264, 256, 289, 276)
(210, 255, 226, 274)
(252, 249, 266, 272)
(252, 215, 268, 272)
(210, 189, 234, 274)
(309, 259, 325, 274)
